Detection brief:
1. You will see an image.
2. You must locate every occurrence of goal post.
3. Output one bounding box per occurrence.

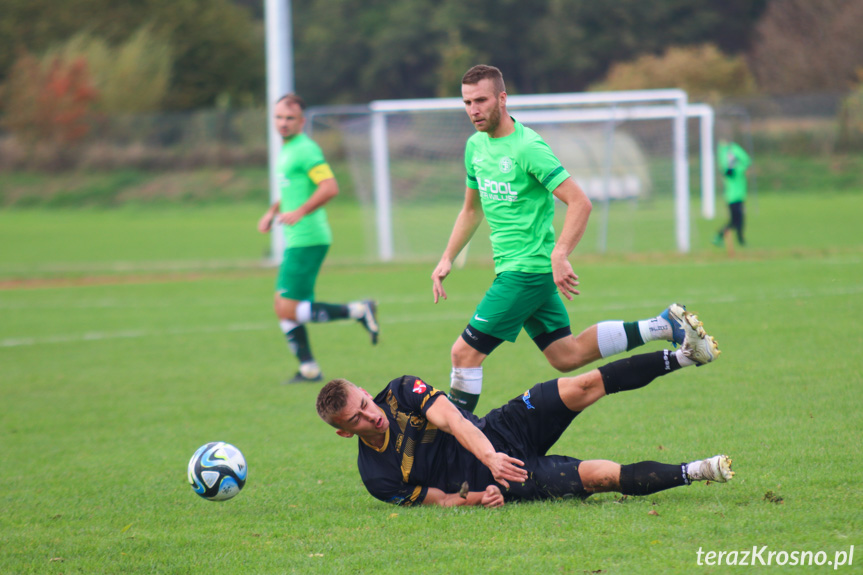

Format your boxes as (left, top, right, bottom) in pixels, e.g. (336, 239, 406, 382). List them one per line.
(304, 89, 716, 263)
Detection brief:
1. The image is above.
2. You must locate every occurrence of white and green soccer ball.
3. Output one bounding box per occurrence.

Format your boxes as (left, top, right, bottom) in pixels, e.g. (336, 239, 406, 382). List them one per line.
(187, 442, 247, 501)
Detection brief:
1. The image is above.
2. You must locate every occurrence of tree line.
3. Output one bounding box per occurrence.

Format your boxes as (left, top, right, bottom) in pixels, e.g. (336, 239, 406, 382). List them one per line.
(2, 0, 862, 116)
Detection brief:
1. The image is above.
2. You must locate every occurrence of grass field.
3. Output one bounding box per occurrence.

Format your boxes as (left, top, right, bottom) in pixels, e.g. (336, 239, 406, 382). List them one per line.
(2, 191, 862, 574)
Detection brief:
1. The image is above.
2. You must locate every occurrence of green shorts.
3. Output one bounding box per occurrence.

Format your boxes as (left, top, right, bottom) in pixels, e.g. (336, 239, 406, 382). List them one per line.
(468, 271, 571, 343)
(275, 244, 329, 301)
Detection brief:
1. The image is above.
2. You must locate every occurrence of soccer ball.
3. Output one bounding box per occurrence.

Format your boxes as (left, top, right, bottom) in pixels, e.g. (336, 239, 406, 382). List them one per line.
(187, 442, 247, 501)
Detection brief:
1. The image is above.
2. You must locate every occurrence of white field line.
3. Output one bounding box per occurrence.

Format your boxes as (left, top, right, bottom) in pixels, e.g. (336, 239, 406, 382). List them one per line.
(0, 313, 469, 348)
(0, 259, 266, 274)
(2, 283, 861, 349)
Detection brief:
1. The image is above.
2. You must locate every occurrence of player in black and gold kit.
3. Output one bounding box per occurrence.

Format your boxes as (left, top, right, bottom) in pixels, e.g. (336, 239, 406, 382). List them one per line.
(316, 314, 733, 507)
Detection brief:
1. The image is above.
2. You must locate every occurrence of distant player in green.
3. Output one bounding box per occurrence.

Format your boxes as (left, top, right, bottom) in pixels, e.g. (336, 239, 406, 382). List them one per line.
(713, 140, 751, 254)
(258, 94, 379, 384)
(431, 65, 703, 412)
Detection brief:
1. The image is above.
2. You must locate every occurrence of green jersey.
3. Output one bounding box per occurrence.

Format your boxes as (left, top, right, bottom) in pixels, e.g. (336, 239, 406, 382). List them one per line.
(718, 141, 751, 204)
(465, 119, 570, 274)
(278, 133, 334, 247)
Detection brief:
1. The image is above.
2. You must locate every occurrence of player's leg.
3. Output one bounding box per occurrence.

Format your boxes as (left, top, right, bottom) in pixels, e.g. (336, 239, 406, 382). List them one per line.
(594, 302, 693, 356)
(449, 272, 539, 413)
(730, 201, 745, 246)
(274, 247, 322, 382)
(449, 336, 491, 412)
(276, 246, 377, 383)
(295, 299, 379, 344)
(557, 313, 720, 412)
(714, 204, 734, 247)
(578, 455, 734, 495)
(536, 300, 694, 373)
(295, 245, 378, 343)
(282, 244, 378, 340)
(274, 293, 320, 383)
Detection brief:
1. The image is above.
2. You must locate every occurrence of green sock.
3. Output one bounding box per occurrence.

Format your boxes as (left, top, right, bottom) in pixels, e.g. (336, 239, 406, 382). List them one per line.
(623, 321, 645, 351)
(310, 302, 350, 322)
(448, 389, 480, 413)
(286, 325, 314, 363)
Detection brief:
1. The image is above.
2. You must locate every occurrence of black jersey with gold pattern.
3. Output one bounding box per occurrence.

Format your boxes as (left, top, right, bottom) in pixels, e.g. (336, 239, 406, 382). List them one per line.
(357, 375, 495, 506)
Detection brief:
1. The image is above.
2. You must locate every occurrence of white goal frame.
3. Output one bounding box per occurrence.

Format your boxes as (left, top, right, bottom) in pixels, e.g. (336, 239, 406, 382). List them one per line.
(368, 89, 715, 259)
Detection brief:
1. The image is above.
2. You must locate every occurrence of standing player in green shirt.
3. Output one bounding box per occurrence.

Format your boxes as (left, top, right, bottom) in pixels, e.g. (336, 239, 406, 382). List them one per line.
(431, 66, 717, 412)
(259, 94, 379, 384)
(713, 140, 751, 254)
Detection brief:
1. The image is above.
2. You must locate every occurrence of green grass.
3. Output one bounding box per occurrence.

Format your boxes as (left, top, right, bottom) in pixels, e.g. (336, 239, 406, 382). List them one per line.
(1, 191, 862, 573)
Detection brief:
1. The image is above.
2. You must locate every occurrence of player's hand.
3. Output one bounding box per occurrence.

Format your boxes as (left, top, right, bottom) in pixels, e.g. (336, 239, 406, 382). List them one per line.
(257, 212, 275, 233)
(481, 485, 504, 508)
(551, 253, 580, 301)
(485, 452, 527, 488)
(277, 210, 303, 226)
(431, 259, 452, 303)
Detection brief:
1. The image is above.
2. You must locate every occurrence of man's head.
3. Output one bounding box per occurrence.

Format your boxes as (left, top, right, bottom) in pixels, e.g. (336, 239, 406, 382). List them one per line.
(461, 65, 507, 136)
(274, 93, 306, 141)
(316, 378, 389, 438)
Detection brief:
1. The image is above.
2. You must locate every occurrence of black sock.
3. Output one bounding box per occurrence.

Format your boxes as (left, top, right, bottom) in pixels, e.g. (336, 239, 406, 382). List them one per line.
(622, 321, 644, 351)
(310, 302, 350, 322)
(598, 350, 681, 395)
(619, 461, 689, 496)
(286, 325, 314, 363)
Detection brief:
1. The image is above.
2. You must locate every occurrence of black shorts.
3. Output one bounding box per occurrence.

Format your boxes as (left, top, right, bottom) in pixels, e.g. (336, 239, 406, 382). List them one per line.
(481, 380, 588, 501)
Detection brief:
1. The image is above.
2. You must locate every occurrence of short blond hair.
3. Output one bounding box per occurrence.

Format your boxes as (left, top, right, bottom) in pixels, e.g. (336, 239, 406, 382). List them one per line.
(316, 378, 354, 427)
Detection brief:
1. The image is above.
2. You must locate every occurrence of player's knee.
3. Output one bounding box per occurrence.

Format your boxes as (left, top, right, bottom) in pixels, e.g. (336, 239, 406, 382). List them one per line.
(547, 351, 589, 373)
(451, 338, 485, 367)
(547, 355, 576, 372)
(579, 460, 621, 491)
(274, 295, 299, 320)
(542, 334, 593, 372)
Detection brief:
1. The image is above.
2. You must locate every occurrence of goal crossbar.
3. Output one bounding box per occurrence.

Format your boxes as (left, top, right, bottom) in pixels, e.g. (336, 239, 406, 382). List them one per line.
(368, 90, 713, 260)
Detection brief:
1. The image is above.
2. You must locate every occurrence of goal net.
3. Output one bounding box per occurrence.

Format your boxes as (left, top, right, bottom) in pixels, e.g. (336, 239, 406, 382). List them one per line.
(306, 90, 714, 264)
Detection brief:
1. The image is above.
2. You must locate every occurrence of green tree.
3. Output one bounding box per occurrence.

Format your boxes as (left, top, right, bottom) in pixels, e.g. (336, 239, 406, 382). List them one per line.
(750, 0, 863, 94)
(0, 0, 263, 110)
(590, 44, 757, 100)
(2, 52, 99, 145)
(46, 27, 172, 114)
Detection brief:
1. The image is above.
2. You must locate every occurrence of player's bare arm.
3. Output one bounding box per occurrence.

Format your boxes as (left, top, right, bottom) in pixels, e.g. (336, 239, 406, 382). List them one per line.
(422, 485, 504, 508)
(258, 201, 281, 233)
(432, 187, 485, 303)
(550, 178, 592, 300)
(424, 395, 527, 487)
(277, 177, 338, 226)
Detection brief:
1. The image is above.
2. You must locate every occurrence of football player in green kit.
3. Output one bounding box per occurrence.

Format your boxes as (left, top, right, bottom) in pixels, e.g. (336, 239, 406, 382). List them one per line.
(259, 94, 379, 384)
(431, 66, 715, 412)
(713, 140, 751, 254)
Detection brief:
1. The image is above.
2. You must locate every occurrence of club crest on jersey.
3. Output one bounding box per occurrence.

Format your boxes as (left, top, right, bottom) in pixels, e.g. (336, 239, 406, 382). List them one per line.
(498, 156, 514, 173)
(412, 380, 427, 394)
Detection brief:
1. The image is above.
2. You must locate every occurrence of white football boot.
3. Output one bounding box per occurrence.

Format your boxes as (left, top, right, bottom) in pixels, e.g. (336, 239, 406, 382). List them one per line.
(680, 311, 720, 365)
(686, 454, 735, 483)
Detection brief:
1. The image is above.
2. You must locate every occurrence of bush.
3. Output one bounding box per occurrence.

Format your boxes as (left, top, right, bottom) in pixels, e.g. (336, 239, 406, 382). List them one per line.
(1, 52, 98, 147)
(590, 44, 757, 101)
(48, 27, 172, 115)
